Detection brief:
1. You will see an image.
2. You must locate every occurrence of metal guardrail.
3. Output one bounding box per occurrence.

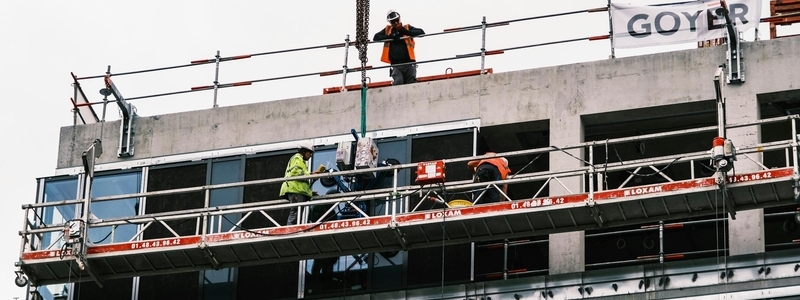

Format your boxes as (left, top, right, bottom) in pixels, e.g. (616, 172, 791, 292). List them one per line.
(19, 115, 800, 252)
(69, 4, 616, 124)
(462, 208, 800, 281)
(68, 2, 798, 124)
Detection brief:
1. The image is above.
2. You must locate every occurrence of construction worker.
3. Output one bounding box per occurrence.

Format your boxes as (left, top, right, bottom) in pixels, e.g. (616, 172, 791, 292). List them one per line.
(467, 152, 511, 204)
(280, 142, 321, 226)
(373, 9, 425, 85)
(311, 256, 338, 286)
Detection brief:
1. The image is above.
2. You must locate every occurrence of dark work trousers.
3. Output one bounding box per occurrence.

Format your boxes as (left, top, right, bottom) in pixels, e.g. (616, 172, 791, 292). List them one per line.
(473, 164, 501, 204)
(286, 193, 310, 226)
(391, 64, 417, 85)
(311, 257, 338, 283)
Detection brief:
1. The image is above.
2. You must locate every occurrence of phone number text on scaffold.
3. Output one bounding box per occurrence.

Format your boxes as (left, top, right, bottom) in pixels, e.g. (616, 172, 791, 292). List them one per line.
(130, 239, 183, 250)
(728, 171, 772, 183)
(318, 219, 372, 230)
(511, 197, 565, 209)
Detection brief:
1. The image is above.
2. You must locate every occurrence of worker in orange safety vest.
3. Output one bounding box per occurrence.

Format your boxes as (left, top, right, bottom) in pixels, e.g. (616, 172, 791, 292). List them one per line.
(468, 152, 511, 204)
(373, 9, 425, 85)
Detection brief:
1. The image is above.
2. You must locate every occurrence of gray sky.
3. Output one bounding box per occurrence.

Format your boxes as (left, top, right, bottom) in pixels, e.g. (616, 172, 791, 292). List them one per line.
(0, 0, 788, 298)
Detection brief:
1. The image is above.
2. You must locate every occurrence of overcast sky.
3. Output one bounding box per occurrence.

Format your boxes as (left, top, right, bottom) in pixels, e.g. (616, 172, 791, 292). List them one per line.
(0, 0, 789, 298)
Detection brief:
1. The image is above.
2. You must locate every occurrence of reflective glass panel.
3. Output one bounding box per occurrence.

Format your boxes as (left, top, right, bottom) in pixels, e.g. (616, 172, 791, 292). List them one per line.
(89, 172, 141, 244)
(41, 177, 79, 250)
(202, 159, 242, 300)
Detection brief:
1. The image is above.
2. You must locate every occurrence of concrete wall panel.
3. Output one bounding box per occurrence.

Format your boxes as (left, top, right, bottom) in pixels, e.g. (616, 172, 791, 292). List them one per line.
(57, 37, 800, 169)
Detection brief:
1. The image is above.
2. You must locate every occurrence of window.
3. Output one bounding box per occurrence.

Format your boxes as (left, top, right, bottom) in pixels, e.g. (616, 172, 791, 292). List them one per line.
(139, 163, 206, 300)
(407, 131, 474, 287)
(37, 171, 141, 300)
(36, 177, 78, 300)
(72, 172, 141, 299)
(40, 177, 79, 250)
(202, 159, 244, 300)
(238, 152, 297, 299)
(89, 172, 141, 244)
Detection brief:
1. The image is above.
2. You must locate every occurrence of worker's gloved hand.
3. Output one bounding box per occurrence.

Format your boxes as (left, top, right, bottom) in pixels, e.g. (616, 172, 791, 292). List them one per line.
(397, 26, 410, 35)
(391, 31, 401, 40)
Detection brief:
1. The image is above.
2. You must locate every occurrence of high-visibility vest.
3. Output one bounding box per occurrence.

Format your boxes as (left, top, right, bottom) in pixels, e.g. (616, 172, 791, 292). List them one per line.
(380, 24, 416, 64)
(473, 154, 510, 180)
(279, 153, 313, 197)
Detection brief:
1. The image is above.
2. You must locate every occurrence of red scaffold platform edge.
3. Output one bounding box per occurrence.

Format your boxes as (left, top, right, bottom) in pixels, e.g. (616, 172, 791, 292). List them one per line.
(21, 167, 795, 261)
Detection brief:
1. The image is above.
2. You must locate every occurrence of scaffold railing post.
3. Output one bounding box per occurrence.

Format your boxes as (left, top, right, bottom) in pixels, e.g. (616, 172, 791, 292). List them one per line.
(659, 220, 664, 264)
(18, 208, 29, 260)
(607, 0, 615, 58)
(503, 239, 509, 280)
(588, 143, 595, 200)
(202, 189, 210, 238)
(102, 65, 111, 122)
(72, 79, 79, 126)
(342, 34, 351, 92)
(481, 16, 487, 74)
(792, 118, 800, 202)
(212, 50, 221, 108)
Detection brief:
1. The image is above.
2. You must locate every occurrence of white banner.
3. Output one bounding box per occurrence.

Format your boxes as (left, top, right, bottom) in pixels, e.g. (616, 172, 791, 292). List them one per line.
(611, 0, 761, 48)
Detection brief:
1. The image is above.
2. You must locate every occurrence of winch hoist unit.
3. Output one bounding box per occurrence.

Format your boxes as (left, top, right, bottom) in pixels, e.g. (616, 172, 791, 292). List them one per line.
(706, 1, 754, 218)
(711, 65, 738, 219)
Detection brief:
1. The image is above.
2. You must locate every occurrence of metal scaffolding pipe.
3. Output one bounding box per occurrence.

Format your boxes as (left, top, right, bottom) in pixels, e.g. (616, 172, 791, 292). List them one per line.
(71, 1, 795, 112)
(74, 62, 199, 80)
(84, 30, 611, 105)
(659, 221, 664, 263)
(26, 116, 799, 208)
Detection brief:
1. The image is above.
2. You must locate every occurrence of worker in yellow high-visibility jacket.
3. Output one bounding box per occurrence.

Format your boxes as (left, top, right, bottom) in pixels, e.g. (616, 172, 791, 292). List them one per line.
(373, 9, 425, 85)
(280, 142, 322, 225)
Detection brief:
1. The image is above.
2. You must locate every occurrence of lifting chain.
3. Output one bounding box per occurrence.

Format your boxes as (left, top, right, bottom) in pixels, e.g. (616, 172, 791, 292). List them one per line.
(355, 0, 370, 87)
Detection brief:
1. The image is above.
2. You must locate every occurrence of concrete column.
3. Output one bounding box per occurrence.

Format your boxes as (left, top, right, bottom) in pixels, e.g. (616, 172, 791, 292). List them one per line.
(549, 231, 585, 274)
(548, 116, 585, 274)
(725, 89, 764, 255)
(728, 209, 765, 255)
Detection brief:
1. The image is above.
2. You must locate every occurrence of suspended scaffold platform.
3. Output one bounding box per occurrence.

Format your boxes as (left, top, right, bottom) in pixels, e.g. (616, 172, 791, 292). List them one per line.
(16, 115, 800, 287)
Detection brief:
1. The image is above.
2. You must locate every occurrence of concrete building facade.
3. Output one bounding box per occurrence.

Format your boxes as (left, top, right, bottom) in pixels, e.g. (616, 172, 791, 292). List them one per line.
(18, 36, 800, 300)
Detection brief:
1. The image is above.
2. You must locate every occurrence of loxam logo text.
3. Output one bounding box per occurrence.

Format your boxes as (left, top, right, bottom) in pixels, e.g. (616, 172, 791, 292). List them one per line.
(624, 186, 663, 196)
(424, 210, 462, 220)
(232, 229, 269, 239)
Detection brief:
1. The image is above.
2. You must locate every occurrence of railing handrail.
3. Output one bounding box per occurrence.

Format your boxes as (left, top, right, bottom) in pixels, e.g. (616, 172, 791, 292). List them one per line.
(19, 118, 800, 269)
(19, 139, 798, 237)
(70, 4, 616, 119)
(68, 2, 789, 121)
(25, 114, 800, 210)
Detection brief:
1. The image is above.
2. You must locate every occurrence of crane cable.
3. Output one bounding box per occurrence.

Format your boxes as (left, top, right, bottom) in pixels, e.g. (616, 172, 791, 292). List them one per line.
(355, 0, 370, 136)
(355, 0, 370, 83)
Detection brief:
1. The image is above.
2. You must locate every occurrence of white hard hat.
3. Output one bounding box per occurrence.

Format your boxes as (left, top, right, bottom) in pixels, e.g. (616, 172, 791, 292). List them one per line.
(387, 10, 400, 21)
(297, 141, 314, 153)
